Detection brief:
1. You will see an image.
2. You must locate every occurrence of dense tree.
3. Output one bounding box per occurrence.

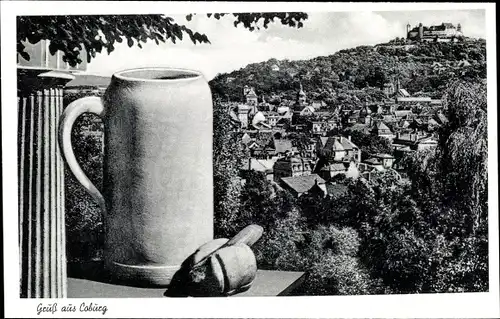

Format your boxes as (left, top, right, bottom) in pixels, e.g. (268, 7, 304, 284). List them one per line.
(428, 80, 488, 292)
(213, 98, 244, 238)
(238, 170, 296, 231)
(297, 225, 377, 295)
(398, 79, 488, 292)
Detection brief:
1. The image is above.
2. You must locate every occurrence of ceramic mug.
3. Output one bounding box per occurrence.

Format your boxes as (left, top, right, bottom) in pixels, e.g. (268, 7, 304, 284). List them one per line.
(59, 68, 214, 287)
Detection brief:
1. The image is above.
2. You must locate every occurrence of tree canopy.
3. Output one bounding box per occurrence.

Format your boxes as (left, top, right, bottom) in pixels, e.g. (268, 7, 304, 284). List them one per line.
(17, 13, 308, 66)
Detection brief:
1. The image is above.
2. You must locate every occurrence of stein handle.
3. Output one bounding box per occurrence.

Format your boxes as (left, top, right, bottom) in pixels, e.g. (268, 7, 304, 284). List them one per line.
(59, 96, 106, 214)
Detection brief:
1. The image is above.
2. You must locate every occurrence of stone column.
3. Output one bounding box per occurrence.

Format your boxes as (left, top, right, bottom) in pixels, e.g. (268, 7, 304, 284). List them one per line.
(18, 68, 74, 298)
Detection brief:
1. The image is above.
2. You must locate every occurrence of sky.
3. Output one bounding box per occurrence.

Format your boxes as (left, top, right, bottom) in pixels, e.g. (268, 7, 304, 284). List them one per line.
(86, 9, 486, 81)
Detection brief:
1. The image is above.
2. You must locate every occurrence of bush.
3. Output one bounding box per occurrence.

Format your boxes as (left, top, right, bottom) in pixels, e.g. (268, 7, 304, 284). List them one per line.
(64, 113, 104, 262)
(63, 90, 105, 263)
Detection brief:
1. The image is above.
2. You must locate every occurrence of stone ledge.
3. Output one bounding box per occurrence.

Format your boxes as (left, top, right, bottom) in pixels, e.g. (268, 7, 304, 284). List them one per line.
(67, 267, 305, 298)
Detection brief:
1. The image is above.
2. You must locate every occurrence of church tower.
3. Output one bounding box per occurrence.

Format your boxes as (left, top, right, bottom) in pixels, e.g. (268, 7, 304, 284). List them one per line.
(297, 82, 307, 106)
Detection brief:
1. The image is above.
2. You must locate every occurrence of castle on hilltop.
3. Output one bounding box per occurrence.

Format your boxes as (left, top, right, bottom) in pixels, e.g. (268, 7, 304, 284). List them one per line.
(406, 22, 464, 42)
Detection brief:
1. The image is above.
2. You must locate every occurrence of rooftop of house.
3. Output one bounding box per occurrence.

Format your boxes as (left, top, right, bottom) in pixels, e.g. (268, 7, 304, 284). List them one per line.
(374, 153, 395, 159)
(241, 133, 252, 144)
(245, 87, 258, 98)
(313, 111, 337, 118)
(428, 118, 440, 126)
(381, 114, 398, 122)
(394, 110, 414, 117)
(363, 158, 383, 165)
(430, 99, 443, 105)
(435, 113, 448, 124)
(300, 105, 316, 114)
(374, 121, 391, 132)
(324, 138, 344, 152)
(398, 89, 411, 97)
(273, 139, 294, 154)
(394, 133, 437, 145)
(418, 136, 439, 144)
(252, 121, 273, 130)
(241, 158, 276, 173)
(339, 136, 358, 150)
(457, 60, 472, 67)
(229, 110, 240, 123)
(280, 174, 326, 194)
(319, 136, 329, 148)
(277, 106, 291, 114)
(348, 123, 371, 134)
(252, 111, 266, 124)
(397, 97, 432, 102)
(311, 101, 326, 108)
(399, 120, 411, 128)
(262, 111, 280, 117)
(321, 162, 349, 172)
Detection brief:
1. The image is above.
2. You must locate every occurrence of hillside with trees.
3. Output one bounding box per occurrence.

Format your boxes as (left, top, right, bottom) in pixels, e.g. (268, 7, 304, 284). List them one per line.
(210, 39, 486, 105)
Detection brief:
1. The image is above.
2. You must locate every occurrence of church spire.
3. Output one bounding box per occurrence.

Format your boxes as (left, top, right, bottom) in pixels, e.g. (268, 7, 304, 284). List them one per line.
(297, 81, 307, 106)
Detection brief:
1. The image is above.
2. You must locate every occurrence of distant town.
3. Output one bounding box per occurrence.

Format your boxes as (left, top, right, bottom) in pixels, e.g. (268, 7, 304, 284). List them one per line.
(223, 76, 445, 198)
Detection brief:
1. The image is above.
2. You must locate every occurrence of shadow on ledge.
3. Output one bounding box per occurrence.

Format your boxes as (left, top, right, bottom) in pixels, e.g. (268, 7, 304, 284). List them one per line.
(67, 260, 112, 284)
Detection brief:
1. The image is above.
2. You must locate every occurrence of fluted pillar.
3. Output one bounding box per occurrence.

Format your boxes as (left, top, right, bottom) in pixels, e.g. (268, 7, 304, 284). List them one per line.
(18, 68, 74, 298)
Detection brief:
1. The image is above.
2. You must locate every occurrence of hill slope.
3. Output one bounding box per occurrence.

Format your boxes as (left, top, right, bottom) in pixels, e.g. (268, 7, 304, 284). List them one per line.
(209, 38, 486, 108)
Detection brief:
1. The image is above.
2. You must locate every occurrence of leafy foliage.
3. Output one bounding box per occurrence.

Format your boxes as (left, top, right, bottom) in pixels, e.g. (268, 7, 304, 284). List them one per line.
(213, 98, 244, 238)
(63, 91, 105, 262)
(17, 13, 308, 66)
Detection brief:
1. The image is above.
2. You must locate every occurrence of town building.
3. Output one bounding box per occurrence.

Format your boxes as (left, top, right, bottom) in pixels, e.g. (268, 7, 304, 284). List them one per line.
(236, 104, 251, 129)
(392, 132, 439, 152)
(299, 105, 316, 116)
(360, 153, 395, 173)
(240, 158, 276, 182)
(243, 85, 258, 106)
(372, 121, 395, 141)
(296, 82, 307, 107)
(279, 174, 327, 197)
(310, 117, 340, 136)
(317, 135, 362, 163)
(248, 135, 295, 159)
(299, 138, 319, 160)
(383, 82, 395, 97)
(317, 160, 360, 181)
(273, 155, 316, 182)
